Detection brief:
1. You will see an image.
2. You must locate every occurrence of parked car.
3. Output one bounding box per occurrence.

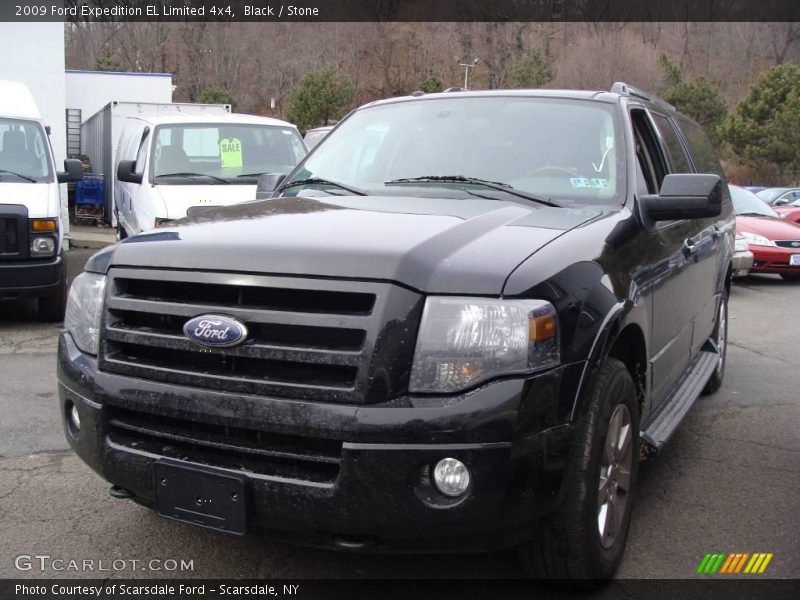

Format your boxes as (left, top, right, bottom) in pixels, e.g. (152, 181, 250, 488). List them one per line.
(756, 187, 800, 205)
(303, 125, 334, 150)
(743, 185, 767, 194)
(114, 112, 307, 238)
(773, 202, 800, 224)
(732, 185, 800, 281)
(753, 187, 800, 224)
(60, 83, 733, 580)
(0, 79, 82, 320)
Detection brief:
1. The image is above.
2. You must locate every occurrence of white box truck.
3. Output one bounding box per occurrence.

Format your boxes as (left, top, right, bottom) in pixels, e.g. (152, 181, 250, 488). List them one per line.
(81, 102, 307, 238)
(0, 80, 82, 320)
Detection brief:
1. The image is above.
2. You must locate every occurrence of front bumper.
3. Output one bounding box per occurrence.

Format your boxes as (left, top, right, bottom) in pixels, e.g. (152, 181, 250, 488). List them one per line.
(57, 332, 582, 552)
(749, 245, 800, 275)
(0, 255, 63, 299)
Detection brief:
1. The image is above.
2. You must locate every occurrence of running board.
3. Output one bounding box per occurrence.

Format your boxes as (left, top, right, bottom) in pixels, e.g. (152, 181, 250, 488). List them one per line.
(640, 349, 718, 452)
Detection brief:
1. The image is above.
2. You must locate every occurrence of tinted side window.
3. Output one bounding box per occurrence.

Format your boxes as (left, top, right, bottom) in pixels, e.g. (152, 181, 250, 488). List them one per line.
(651, 113, 691, 173)
(675, 116, 724, 177)
(631, 109, 668, 194)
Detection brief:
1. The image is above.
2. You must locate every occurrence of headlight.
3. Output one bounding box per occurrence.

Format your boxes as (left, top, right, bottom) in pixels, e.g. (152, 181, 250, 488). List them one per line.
(740, 231, 775, 247)
(64, 272, 107, 355)
(734, 234, 749, 253)
(30, 236, 56, 256)
(409, 297, 559, 394)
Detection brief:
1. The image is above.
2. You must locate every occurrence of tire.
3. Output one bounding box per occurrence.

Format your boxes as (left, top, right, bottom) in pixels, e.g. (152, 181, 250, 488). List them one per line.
(38, 267, 67, 322)
(780, 273, 800, 282)
(518, 357, 639, 581)
(116, 221, 127, 241)
(702, 289, 728, 395)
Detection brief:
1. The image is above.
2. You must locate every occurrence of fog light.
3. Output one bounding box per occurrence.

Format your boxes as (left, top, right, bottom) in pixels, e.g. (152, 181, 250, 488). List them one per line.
(30, 236, 55, 256)
(433, 458, 470, 497)
(65, 401, 80, 438)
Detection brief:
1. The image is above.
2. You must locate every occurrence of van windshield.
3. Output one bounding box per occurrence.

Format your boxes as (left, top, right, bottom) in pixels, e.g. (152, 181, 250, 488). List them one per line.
(281, 96, 625, 205)
(151, 123, 307, 184)
(0, 118, 53, 183)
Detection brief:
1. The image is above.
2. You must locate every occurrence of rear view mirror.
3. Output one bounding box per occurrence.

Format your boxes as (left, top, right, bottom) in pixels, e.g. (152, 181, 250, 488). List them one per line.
(256, 173, 286, 199)
(57, 159, 83, 183)
(117, 160, 142, 184)
(640, 174, 723, 222)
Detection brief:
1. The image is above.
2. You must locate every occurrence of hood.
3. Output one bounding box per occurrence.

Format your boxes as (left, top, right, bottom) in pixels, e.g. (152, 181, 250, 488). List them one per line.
(0, 182, 55, 218)
(112, 195, 602, 294)
(154, 184, 259, 219)
(736, 215, 800, 240)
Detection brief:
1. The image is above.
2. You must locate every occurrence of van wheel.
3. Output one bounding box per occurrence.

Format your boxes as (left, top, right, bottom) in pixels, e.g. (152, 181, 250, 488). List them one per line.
(116, 222, 127, 241)
(38, 270, 67, 322)
(518, 357, 639, 581)
(702, 290, 728, 395)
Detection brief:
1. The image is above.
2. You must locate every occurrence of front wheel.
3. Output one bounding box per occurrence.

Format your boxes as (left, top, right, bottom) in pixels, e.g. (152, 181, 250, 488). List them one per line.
(518, 357, 639, 580)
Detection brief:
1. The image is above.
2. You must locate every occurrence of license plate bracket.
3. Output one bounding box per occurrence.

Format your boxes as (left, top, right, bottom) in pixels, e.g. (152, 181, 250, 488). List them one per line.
(790, 254, 800, 266)
(154, 460, 247, 535)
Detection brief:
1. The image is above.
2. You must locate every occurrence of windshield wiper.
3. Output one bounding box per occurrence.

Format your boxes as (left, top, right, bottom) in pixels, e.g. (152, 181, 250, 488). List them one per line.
(277, 177, 369, 196)
(384, 175, 560, 207)
(155, 172, 230, 184)
(0, 169, 36, 183)
(737, 212, 773, 217)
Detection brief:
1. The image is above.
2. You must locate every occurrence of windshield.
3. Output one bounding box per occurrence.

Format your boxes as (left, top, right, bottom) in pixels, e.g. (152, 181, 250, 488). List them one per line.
(731, 186, 780, 218)
(151, 123, 306, 184)
(304, 128, 332, 150)
(281, 96, 625, 205)
(0, 118, 53, 183)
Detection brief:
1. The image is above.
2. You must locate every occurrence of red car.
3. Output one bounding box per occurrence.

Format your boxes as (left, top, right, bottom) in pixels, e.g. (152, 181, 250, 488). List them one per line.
(731, 185, 800, 281)
(755, 187, 800, 224)
(774, 203, 800, 225)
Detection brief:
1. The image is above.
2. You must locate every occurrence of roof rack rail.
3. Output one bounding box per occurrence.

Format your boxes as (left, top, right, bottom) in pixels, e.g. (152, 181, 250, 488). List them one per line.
(611, 81, 675, 111)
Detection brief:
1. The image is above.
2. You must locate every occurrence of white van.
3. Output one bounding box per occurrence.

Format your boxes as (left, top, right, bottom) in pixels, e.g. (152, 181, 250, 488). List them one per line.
(114, 113, 306, 237)
(0, 80, 82, 320)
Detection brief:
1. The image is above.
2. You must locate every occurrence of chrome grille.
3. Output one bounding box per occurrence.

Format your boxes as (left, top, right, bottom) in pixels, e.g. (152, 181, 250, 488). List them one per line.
(99, 268, 423, 404)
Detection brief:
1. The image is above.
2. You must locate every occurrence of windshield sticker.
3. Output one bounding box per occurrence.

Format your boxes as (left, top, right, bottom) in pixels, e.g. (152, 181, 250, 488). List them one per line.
(571, 177, 609, 189)
(219, 137, 243, 169)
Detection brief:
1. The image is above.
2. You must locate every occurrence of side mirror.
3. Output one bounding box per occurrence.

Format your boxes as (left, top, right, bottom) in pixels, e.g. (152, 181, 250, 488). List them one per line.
(640, 174, 723, 222)
(774, 198, 789, 206)
(117, 159, 143, 184)
(57, 159, 83, 183)
(256, 173, 286, 199)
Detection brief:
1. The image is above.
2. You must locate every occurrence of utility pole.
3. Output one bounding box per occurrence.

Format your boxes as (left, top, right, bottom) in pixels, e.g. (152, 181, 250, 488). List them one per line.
(458, 57, 480, 90)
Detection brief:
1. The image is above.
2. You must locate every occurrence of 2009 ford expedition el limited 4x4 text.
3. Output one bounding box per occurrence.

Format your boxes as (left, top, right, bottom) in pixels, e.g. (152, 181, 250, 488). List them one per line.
(58, 84, 734, 580)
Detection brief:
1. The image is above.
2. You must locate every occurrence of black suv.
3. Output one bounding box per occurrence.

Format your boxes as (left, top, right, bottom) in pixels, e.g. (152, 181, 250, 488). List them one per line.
(58, 83, 733, 579)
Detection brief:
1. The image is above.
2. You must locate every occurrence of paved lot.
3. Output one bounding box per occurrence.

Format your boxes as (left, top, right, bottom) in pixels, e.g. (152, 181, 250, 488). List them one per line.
(0, 249, 798, 580)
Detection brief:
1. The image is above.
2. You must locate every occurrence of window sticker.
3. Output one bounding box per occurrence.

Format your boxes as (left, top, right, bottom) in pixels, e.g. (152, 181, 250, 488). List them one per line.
(219, 137, 243, 168)
(570, 177, 609, 189)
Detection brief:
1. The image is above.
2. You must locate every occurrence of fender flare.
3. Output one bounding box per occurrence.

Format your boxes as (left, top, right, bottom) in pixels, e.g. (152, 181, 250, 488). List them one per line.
(569, 300, 632, 421)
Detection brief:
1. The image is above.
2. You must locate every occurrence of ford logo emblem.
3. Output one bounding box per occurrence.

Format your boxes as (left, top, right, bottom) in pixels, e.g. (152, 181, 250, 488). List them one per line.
(183, 314, 248, 348)
(792, 241, 800, 248)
